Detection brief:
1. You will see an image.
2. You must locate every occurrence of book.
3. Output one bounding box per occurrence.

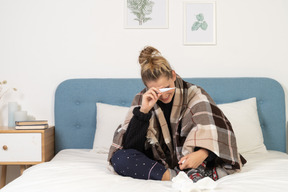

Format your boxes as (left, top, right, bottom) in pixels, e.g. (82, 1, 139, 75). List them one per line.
(15, 120, 48, 126)
(15, 124, 49, 130)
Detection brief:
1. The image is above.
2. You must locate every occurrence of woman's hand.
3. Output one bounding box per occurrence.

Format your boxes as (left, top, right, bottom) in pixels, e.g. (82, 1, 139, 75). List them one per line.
(178, 149, 209, 170)
(140, 87, 162, 114)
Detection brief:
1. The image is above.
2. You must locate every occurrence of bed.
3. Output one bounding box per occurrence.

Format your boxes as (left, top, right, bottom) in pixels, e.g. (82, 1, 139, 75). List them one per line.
(1, 77, 287, 192)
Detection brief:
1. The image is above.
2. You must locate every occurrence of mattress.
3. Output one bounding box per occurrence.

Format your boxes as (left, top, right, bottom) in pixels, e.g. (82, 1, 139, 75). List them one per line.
(2, 149, 288, 192)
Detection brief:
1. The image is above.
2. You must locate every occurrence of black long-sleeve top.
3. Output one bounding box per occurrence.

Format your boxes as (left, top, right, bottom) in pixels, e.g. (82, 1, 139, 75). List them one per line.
(122, 106, 152, 151)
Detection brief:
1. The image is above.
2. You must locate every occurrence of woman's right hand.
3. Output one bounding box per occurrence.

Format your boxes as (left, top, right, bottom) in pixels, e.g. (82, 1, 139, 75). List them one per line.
(140, 87, 162, 114)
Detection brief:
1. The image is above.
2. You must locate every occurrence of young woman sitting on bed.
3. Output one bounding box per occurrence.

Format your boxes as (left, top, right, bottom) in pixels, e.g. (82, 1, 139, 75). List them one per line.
(108, 46, 246, 182)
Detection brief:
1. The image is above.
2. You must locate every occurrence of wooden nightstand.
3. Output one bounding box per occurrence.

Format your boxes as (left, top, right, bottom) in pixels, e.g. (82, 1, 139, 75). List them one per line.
(0, 126, 54, 188)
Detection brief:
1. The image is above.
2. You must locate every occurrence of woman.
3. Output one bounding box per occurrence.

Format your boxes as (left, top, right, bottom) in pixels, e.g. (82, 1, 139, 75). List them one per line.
(108, 46, 246, 182)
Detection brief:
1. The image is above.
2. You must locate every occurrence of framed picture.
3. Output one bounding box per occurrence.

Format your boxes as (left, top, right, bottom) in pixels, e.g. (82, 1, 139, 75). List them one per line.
(124, 0, 169, 29)
(183, 1, 216, 45)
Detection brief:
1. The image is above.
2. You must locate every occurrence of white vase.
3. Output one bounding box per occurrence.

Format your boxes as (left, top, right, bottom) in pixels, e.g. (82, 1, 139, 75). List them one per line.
(8, 102, 19, 127)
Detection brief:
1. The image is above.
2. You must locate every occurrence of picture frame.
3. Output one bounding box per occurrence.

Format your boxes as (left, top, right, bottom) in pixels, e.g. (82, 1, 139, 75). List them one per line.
(183, 1, 216, 45)
(124, 0, 169, 29)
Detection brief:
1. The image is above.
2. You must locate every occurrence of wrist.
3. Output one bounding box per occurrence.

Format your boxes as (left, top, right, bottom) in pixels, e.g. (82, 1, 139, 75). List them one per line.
(140, 107, 149, 114)
(198, 148, 209, 158)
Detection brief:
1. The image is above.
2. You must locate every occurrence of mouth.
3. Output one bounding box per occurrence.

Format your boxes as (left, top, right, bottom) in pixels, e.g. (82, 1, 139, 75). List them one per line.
(160, 94, 171, 102)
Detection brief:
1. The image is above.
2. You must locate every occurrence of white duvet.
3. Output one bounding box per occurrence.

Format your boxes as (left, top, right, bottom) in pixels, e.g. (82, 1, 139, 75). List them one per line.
(2, 149, 288, 192)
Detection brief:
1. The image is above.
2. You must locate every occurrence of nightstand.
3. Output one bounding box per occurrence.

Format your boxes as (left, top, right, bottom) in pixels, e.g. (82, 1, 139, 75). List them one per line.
(0, 126, 54, 188)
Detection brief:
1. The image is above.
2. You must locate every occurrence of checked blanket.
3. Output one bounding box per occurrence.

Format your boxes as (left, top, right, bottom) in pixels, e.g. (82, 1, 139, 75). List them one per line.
(108, 76, 246, 176)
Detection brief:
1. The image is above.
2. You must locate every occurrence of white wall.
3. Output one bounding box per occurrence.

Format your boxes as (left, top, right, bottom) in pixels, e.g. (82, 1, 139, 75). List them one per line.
(0, 0, 288, 184)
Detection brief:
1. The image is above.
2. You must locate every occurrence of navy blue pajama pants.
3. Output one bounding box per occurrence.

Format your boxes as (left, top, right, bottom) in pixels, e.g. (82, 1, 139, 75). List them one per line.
(111, 149, 167, 180)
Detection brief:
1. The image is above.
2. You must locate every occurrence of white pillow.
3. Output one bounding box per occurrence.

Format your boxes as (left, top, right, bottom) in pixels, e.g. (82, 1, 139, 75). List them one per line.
(93, 103, 129, 153)
(93, 98, 267, 155)
(218, 97, 267, 154)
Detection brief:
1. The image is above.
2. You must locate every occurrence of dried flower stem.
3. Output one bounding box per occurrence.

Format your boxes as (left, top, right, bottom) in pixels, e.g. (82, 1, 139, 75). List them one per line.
(0, 80, 17, 101)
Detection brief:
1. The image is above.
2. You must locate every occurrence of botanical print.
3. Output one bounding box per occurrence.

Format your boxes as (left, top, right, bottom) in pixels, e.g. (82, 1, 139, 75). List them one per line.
(184, 2, 216, 45)
(191, 13, 208, 31)
(125, 0, 168, 28)
(127, 0, 155, 25)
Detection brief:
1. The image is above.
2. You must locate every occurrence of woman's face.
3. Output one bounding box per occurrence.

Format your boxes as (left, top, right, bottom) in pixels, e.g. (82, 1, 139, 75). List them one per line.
(145, 71, 176, 104)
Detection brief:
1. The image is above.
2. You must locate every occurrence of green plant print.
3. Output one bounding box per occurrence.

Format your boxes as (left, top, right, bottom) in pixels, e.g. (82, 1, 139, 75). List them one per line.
(127, 0, 155, 25)
(191, 13, 208, 31)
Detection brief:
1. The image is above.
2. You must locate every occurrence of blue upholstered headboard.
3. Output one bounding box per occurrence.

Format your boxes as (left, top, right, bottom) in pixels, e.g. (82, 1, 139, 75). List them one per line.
(54, 78, 286, 153)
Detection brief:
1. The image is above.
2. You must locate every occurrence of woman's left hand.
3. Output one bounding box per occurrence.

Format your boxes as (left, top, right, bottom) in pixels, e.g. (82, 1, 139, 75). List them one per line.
(178, 149, 209, 170)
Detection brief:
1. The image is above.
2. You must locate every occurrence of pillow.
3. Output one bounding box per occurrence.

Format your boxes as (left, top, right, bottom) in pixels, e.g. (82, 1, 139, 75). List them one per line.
(93, 103, 129, 153)
(93, 98, 267, 155)
(218, 97, 267, 154)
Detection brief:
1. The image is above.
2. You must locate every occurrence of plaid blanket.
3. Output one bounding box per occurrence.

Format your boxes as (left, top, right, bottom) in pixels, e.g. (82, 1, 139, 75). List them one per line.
(108, 76, 246, 174)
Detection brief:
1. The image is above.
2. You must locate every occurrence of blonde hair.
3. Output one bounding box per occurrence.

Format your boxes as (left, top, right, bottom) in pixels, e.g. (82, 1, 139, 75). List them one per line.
(138, 46, 173, 84)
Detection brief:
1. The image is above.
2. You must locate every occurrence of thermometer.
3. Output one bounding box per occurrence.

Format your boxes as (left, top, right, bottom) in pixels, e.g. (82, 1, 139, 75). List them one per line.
(159, 87, 175, 93)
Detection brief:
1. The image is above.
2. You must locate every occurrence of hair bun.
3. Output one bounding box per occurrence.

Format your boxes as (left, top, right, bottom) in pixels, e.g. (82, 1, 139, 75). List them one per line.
(138, 46, 173, 83)
(139, 46, 161, 65)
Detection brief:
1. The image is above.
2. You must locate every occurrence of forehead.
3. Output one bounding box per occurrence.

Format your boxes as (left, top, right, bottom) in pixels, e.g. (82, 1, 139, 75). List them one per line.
(145, 76, 171, 88)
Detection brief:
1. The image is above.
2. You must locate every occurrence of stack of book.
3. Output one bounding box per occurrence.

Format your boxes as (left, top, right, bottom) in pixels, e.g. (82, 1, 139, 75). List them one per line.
(15, 120, 49, 130)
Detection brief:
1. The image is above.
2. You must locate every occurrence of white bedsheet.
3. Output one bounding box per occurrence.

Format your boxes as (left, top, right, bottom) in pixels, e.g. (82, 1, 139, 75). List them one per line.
(2, 149, 288, 192)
